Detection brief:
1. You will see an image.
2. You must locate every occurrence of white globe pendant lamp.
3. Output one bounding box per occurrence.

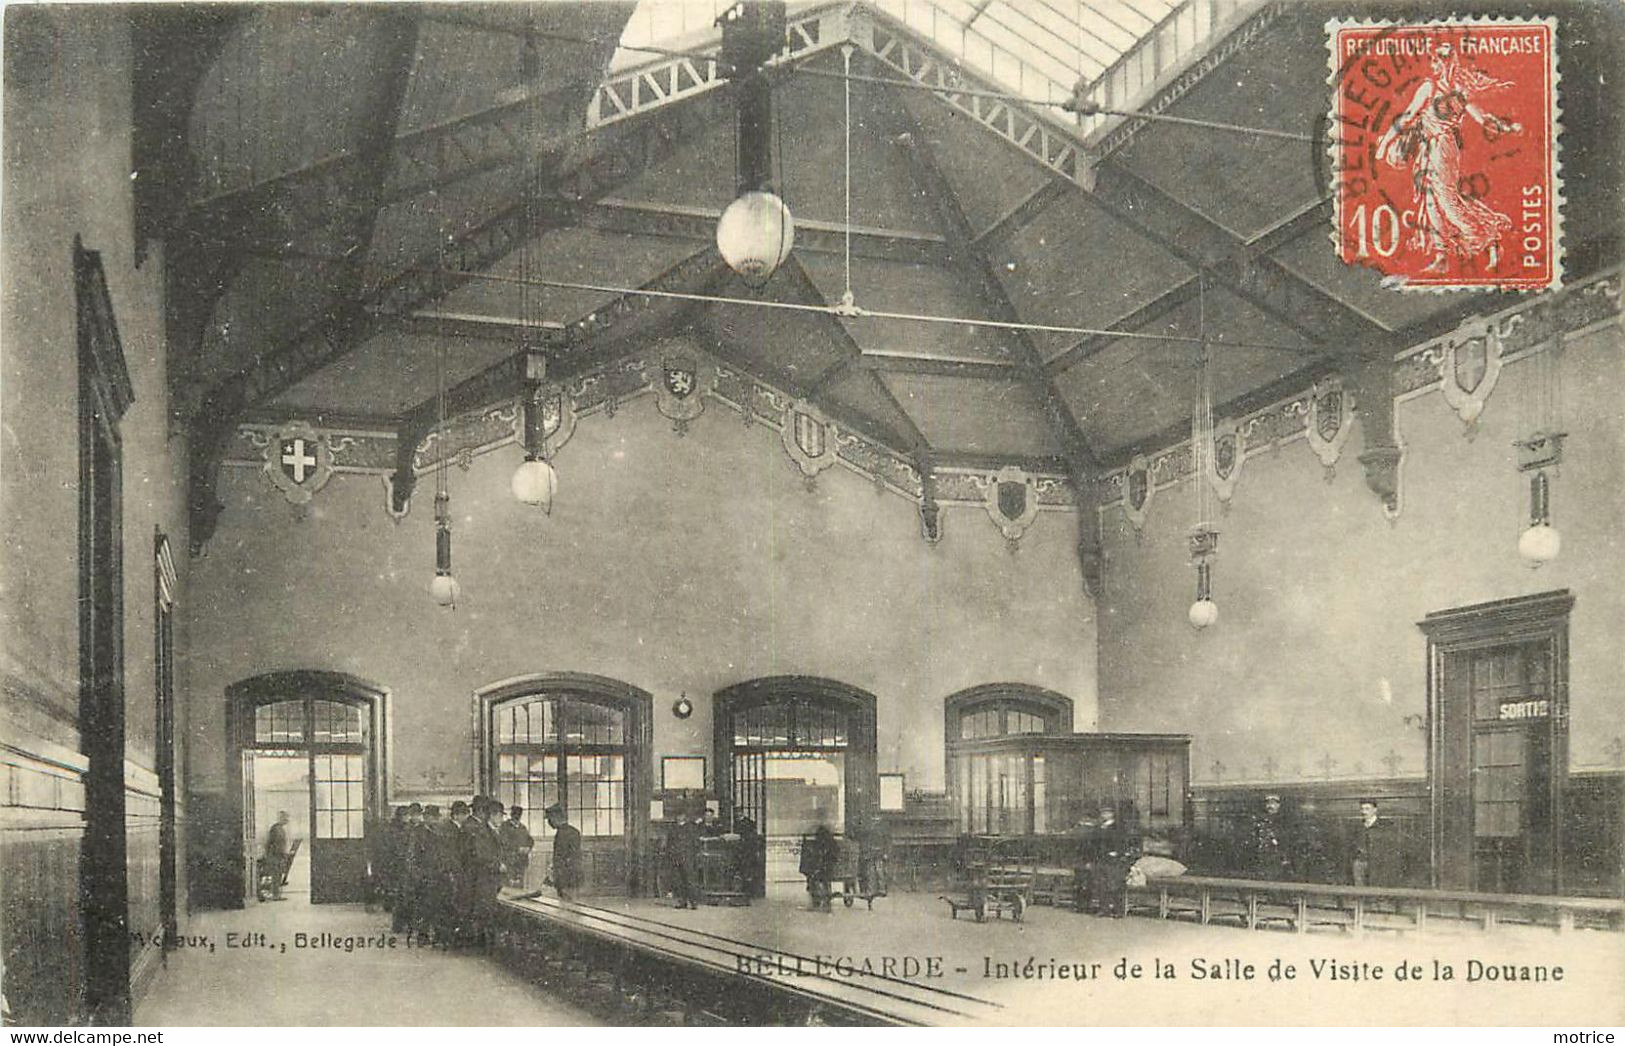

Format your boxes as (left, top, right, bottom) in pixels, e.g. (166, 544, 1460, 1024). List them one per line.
(717, 190, 795, 284)
(511, 456, 558, 512)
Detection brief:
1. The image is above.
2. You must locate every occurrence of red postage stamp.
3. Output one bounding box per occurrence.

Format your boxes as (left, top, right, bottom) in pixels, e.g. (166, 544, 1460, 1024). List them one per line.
(1327, 18, 1560, 291)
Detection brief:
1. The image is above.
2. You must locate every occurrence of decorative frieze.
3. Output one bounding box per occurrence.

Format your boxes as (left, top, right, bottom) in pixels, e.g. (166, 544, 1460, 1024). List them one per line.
(1093, 266, 1621, 520)
(225, 345, 1068, 541)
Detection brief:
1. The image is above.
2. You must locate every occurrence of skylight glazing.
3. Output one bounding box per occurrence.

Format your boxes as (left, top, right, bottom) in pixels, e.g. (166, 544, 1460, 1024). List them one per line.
(610, 1, 1252, 136)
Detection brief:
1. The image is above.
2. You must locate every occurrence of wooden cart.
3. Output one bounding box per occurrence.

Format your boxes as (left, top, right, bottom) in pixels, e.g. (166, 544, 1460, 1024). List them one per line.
(942, 839, 1031, 922)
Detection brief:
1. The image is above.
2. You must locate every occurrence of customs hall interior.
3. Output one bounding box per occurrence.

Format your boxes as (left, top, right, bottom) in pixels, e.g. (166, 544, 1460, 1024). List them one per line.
(2, 0, 1623, 1028)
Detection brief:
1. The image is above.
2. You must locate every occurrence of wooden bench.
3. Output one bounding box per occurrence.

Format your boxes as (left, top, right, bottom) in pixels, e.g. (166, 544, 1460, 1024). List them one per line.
(1126, 875, 1624, 934)
(497, 893, 1003, 1026)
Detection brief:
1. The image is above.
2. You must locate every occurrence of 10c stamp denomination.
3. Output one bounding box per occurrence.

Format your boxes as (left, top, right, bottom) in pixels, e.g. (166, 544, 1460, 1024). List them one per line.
(1328, 17, 1560, 291)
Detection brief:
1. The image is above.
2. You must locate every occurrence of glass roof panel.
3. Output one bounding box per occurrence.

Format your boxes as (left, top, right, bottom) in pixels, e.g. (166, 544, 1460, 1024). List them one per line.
(610, 1, 1254, 133)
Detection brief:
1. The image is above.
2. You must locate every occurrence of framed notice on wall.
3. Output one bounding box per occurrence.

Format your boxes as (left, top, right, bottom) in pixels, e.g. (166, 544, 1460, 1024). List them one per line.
(662, 755, 706, 792)
(879, 773, 906, 812)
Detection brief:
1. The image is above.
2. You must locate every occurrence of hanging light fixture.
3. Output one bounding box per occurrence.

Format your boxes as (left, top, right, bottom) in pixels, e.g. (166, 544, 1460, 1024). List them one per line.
(715, 2, 794, 284)
(1515, 335, 1565, 566)
(512, 349, 559, 511)
(1515, 430, 1565, 565)
(428, 189, 459, 608)
(429, 489, 460, 608)
(509, 30, 559, 512)
(1188, 287, 1219, 629)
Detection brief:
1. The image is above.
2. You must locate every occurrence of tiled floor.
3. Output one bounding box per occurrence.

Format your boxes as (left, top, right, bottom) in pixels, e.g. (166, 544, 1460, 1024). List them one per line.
(135, 900, 598, 1026)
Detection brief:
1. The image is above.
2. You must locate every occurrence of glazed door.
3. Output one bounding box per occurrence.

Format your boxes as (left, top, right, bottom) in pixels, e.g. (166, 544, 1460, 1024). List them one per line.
(308, 700, 371, 903)
(309, 751, 369, 903)
(241, 751, 258, 899)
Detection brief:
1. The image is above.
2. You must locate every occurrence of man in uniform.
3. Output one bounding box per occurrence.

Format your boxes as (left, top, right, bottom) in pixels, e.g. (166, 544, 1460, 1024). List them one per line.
(499, 805, 534, 889)
(1250, 793, 1294, 880)
(1086, 803, 1134, 917)
(544, 804, 583, 902)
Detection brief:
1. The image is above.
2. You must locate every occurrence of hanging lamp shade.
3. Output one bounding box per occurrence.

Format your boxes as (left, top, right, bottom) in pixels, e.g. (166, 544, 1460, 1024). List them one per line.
(1518, 523, 1561, 564)
(511, 457, 558, 511)
(716, 190, 794, 282)
(429, 571, 462, 607)
(1188, 599, 1219, 630)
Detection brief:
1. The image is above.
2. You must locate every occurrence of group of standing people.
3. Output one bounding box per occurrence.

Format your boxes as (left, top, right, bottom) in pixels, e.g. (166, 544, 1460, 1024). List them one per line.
(665, 809, 763, 909)
(1246, 794, 1401, 886)
(372, 799, 580, 946)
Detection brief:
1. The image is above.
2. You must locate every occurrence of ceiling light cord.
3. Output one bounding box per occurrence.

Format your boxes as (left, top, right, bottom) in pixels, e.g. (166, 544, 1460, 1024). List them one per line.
(842, 42, 855, 309)
(407, 265, 1309, 355)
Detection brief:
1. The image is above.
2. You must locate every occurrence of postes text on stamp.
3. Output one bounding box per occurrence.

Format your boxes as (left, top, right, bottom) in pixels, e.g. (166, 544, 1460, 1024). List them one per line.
(1328, 18, 1560, 292)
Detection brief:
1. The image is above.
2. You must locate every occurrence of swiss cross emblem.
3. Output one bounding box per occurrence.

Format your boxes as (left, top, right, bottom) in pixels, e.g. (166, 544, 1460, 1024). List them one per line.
(260, 421, 334, 504)
(280, 438, 316, 484)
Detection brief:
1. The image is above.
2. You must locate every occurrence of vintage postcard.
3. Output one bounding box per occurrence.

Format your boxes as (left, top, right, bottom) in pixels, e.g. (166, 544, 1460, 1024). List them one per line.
(1, 0, 1621, 1033)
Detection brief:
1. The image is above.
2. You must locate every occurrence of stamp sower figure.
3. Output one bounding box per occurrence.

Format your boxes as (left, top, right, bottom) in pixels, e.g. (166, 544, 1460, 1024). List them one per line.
(800, 822, 838, 913)
(263, 810, 291, 901)
(544, 804, 582, 902)
(499, 805, 534, 889)
(1376, 40, 1522, 273)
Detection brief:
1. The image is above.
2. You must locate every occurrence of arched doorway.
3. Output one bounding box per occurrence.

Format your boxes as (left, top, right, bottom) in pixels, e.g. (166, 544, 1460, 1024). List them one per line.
(476, 674, 652, 897)
(226, 672, 389, 905)
(714, 677, 878, 894)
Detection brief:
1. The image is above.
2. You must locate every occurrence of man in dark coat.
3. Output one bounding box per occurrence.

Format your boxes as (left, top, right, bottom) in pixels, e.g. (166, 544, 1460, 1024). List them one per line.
(1250, 793, 1295, 880)
(800, 822, 838, 913)
(460, 797, 505, 946)
(262, 811, 291, 901)
(544, 804, 583, 902)
(1086, 804, 1134, 917)
(668, 809, 703, 909)
(733, 815, 764, 900)
(395, 803, 425, 934)
(499, 805, 534, 889)
(1349, 798, 1402, 887)
(426, 803, 461, 945)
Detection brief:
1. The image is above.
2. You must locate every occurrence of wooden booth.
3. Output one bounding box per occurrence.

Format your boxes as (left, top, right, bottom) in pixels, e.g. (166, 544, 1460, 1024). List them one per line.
(948, 732, 1192, 839)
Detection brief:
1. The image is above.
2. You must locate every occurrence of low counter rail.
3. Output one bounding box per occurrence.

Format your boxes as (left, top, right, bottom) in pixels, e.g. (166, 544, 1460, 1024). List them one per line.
(496, 893, 1003, 1026)
(1127, 875, 1625, 934)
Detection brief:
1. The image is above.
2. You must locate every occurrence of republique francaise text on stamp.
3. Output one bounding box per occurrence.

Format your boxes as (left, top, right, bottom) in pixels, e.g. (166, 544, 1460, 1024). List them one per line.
(1328, 17, 1560, 292)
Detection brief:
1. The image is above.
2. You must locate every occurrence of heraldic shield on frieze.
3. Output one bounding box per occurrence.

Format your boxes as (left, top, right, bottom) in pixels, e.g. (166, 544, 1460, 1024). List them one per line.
(259, 420, 334, 504)
(1438, 316, 1507, 429)
(781, 401, 838, 480)
(530, 385, 578, 459)
(1207, 418, 1245, 506)
(1121, 453, 1154, 533)
(1305, 379, 1353, 474)
(983, 465, 1039, 543)
(651, 351, 711, 433)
